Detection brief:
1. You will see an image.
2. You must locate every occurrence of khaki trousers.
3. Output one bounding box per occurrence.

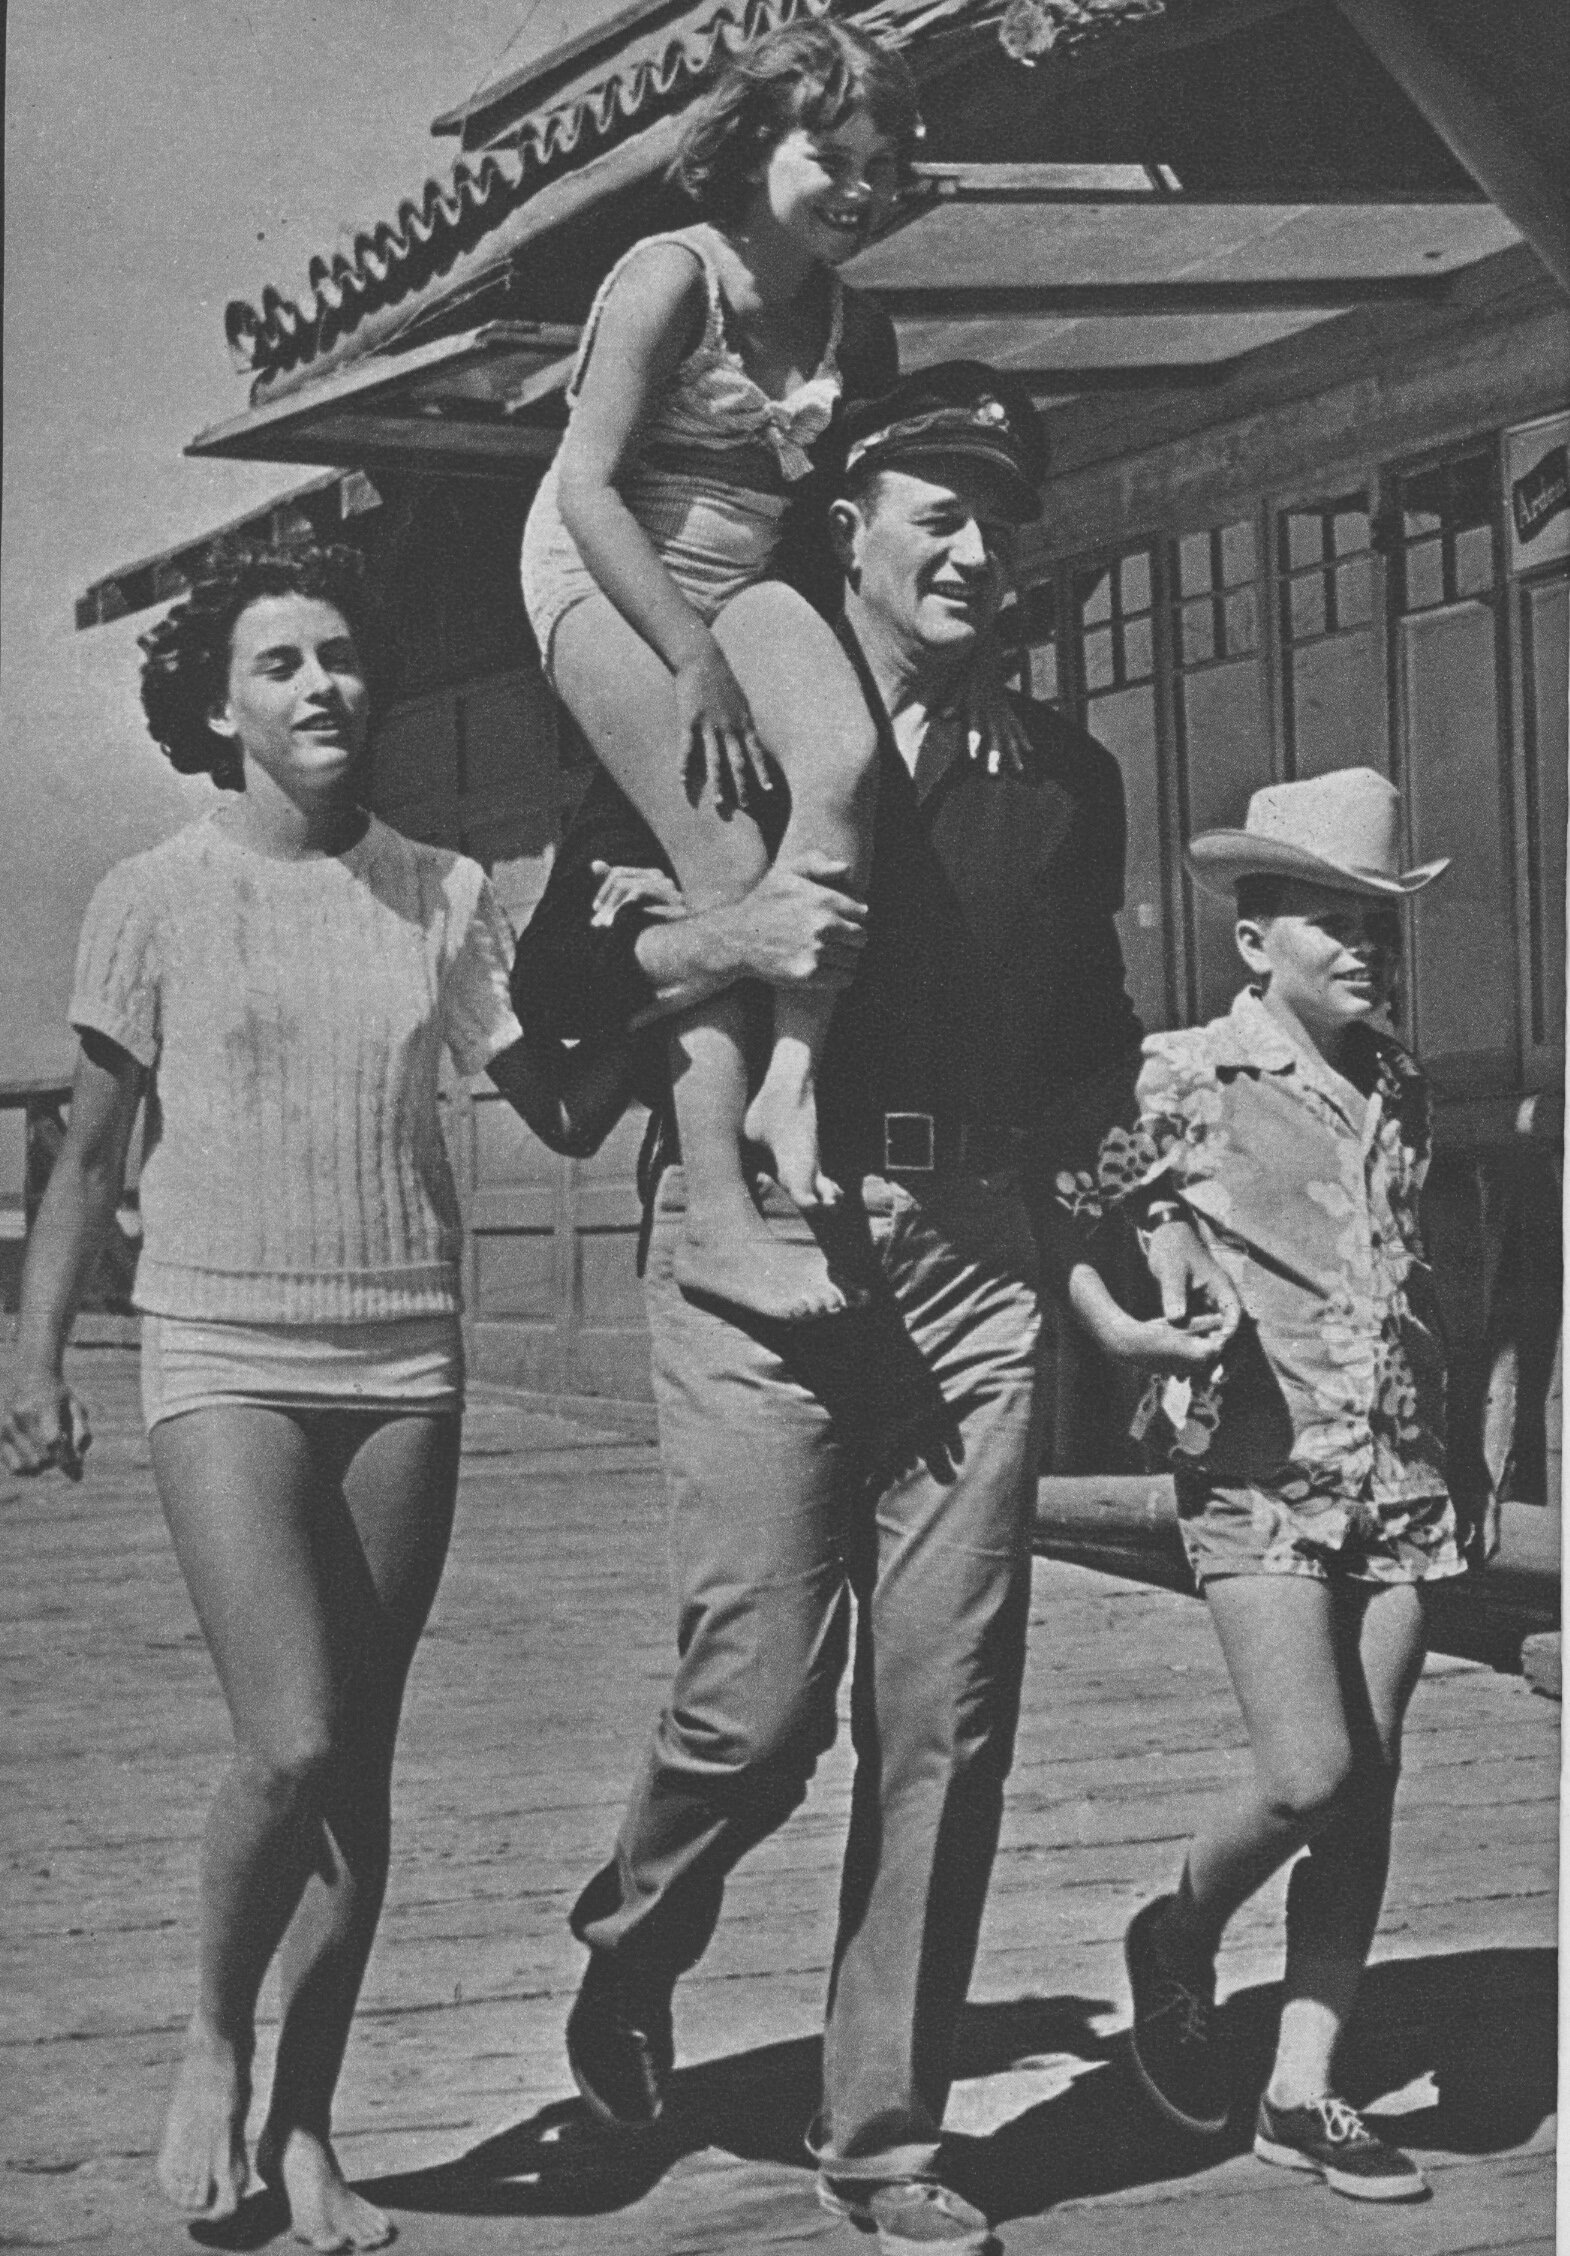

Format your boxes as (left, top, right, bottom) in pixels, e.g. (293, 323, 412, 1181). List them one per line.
(571, 1165, 1043, 2179)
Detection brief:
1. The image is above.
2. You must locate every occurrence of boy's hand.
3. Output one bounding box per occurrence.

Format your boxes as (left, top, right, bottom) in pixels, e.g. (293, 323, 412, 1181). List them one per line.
(1145, 1218, 1240, 1351)
(1, 1374, 91, 1481)
(1099, 1309, 1232, 1374)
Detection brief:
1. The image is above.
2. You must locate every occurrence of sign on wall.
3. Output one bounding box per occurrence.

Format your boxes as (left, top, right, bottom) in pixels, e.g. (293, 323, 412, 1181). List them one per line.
(1505, 410, 1570, 575)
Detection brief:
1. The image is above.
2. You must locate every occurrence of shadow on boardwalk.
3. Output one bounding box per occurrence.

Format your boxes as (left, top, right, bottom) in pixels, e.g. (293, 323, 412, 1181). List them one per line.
(190, 1944, 1554, 2247)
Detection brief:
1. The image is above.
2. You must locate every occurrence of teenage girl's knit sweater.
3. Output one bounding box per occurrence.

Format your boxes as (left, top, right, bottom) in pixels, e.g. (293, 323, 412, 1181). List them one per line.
(70, 813, 523, 1324)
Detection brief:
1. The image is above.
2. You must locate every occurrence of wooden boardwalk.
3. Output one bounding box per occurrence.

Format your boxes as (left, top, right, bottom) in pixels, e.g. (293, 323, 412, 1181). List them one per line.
(2, 1345, 1558, 2255)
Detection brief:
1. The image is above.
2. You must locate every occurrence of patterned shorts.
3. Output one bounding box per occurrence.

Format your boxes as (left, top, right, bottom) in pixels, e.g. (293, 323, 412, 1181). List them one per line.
(1174, 1474, 1465, 1589)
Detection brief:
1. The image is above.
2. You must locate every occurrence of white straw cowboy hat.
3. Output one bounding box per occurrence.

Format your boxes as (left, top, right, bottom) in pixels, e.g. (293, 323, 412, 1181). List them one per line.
(1186, 767, 1450, 900)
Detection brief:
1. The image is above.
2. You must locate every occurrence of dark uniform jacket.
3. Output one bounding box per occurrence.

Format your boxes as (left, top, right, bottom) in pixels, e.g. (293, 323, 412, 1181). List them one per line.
(511, 626, 1143, 1283)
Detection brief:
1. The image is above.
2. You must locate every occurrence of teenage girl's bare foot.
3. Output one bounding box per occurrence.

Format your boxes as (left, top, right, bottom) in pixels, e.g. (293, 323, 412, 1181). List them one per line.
(156, 2019, 251, 2219)
(675, 1209, 848, 1322)
(257, 2122, 394, 2251)
(743, 1076, 838, 1214)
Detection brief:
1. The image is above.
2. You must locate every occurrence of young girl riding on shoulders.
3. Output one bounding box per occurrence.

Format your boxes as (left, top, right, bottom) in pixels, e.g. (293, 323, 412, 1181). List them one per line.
(521, 20, 919, 1323)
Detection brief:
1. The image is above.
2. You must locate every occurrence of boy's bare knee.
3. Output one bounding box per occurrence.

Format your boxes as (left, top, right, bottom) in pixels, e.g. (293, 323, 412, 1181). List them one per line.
(238, 1722, 336, 1810)
(1261, 1744, 1356, 1831)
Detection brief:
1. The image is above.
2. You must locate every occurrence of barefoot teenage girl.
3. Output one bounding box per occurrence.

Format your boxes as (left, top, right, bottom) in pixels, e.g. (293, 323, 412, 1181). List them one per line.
(520, 20, 919, 1322)
(1, 547, 531, 2250)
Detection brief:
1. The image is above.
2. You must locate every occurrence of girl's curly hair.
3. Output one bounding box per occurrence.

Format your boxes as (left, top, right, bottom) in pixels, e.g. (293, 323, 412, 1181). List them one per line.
(137, 543, 370, 791)
(671, 20, 922, 224)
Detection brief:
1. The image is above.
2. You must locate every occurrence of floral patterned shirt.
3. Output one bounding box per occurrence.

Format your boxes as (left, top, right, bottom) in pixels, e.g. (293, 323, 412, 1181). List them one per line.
(1094, 988, 1449, 1514)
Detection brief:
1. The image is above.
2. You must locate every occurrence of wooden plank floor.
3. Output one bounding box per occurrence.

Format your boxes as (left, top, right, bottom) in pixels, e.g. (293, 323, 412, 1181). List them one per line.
(2, 1345, 1558, 2255)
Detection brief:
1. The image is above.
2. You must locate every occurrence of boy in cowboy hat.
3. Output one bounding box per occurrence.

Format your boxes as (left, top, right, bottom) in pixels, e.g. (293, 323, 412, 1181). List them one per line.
(1095, 766, 1464, 2202)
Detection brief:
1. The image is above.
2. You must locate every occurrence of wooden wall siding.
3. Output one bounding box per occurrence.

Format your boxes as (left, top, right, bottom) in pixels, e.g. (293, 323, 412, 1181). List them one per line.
(455, 1088, 652, 1402)
(1517, 573, 1568, 1065)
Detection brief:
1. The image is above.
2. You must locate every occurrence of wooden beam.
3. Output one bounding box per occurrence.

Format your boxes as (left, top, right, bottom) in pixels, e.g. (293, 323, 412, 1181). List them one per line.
(1334, 0, 1570, 296)
(869, 276, 1450, 315)
(912, 162, 1486, 207)
(913, 0, 1310, 94)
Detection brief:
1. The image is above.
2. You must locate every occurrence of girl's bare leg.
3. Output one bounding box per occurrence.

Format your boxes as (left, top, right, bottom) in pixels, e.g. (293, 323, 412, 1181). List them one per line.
(1267, 1582, 1425, 2105)
(150, 1405, 456, 2243)
(256, 1409, 459, 2252)
(150, 1406, 347, 2221)
(551, 594, 848, 1322)
(711, 584, 878, 1211)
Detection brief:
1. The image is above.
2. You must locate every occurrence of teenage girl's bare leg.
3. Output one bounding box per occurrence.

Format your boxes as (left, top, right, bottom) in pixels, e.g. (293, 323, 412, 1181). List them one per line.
(711, 583, 878, 1209)
(551, 594, 849, 1323)
(256, 1409, 459, 2252)
(150, 1405, 455, 2244)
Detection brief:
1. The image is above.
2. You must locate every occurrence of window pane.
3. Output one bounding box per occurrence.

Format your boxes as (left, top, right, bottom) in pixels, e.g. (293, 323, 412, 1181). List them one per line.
(1333, 510, 1369, 557)
(1179, 533, 1212, 597)
(1124, 617, 1154, 682)
(1181, 600, 1215, 665)
(1405, 540, 1445, 612)
(1403, 507, 1443, 541)
(1221, 521, 1255, 587)
(1455, 523, 1495, 598)
(1336, 557, 1373, 627)
(1289, 574, 1326, 640)
(1287, 514, 1324, 570)
(1028, 643, 1059, 702)
(1081, 570, 1113, 625)
(1083, 626, 1115, 691)
(1224, 589, 1258, 654)
(1121, 552, 1152, 614)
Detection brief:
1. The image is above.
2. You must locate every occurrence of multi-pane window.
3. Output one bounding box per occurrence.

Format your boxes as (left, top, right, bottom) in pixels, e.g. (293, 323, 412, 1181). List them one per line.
(1277, 495, 1379, 779)
(1011, 580, 1058, 703)
(1070, 551, 1170, 1028)
(1392, 450, 1496, 612)
(1173, 519, 1266, 1019)
(1078, 552, 1156, 693)
(1387, 446, 1514, 1082)
(1176, 523, 1258, 667)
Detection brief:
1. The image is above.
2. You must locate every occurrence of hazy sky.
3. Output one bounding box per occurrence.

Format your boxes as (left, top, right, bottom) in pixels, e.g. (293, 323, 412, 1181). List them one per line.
(2, 0, 614, 1084)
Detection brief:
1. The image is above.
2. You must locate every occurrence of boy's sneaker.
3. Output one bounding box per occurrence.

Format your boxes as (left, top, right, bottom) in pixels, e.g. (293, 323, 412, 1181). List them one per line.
(565, 1955, 675, 2129)
(1124, 1895, 1230, 2135)
(817, 2174, 995, 2252)
(1254, 2093, 1428, 2201)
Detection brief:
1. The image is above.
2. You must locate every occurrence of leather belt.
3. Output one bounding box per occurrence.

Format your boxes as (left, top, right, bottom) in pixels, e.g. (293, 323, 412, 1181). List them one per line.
(851, 1111, 1026, 1178)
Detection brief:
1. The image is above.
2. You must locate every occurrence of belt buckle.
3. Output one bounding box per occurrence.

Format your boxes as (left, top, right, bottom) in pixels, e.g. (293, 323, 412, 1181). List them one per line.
(883, 1111, 936, 1173)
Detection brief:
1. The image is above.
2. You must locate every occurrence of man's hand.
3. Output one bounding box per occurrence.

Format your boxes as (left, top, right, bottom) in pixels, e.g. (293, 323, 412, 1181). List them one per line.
(1, 1372, 91, 1481)
(589, 861, 685, 929)
(721, 857, 869, 990)
(630, 854, 868, 1027)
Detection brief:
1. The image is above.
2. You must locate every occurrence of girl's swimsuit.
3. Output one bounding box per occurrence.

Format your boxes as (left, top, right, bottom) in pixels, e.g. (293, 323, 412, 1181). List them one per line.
(520, 227, 845, 679)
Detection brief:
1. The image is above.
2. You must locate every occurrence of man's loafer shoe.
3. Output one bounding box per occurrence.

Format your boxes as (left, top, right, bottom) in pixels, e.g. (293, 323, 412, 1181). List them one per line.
(565, 1957, 674, 2130)
(818, 2175, 994, 2252)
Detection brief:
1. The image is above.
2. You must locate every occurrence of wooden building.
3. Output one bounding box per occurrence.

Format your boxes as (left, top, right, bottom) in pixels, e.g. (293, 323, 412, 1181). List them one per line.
(77, 0, 1566, 1536)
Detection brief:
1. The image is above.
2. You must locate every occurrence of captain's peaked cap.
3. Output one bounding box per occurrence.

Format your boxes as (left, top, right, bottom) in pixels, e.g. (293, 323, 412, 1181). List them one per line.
(841, 362, 1044, 521)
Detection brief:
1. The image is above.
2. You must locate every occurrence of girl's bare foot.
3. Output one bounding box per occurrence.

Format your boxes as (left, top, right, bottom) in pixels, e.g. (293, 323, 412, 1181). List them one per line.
(257, 2122, 395, 2251)
(675, 1211, 848, 1322)
(156, 2019, 250, 2219)
(744, 1075, 838, 1214)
